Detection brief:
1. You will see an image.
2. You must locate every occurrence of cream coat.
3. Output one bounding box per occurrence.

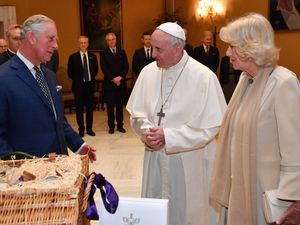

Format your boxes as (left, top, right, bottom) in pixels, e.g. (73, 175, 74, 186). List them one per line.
(256, 66, 300, 224)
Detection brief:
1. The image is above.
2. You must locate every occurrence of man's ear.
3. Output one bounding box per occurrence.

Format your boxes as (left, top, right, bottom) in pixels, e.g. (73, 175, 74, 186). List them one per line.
(174, 44, 184, 56)
(27, 30, 36, 45)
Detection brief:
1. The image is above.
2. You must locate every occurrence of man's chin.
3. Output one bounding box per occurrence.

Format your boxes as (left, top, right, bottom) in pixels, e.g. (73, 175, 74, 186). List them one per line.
(43, 55, 52, 63)
(156, 61, 164, 68)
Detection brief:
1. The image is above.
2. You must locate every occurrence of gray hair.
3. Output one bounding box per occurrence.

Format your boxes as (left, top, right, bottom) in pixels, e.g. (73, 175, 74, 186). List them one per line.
(105, 32, 116, 40)
(219, 12, 279, 67)
(20, 14, 55, 40)
(79, 35, 89, 41)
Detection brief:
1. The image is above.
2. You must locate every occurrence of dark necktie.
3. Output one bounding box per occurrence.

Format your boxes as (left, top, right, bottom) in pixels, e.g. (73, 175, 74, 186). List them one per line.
(206, 46, 209, 55)
(83, 53, 89, 82)
(147, 48, 150, 60)
(112, 48, 116, 55)
(34, 66, 53, 110)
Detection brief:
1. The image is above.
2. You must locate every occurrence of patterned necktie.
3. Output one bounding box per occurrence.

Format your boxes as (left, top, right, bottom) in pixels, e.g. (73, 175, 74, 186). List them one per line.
(83, 53, 89, 82)
(34, 66, 53, 110)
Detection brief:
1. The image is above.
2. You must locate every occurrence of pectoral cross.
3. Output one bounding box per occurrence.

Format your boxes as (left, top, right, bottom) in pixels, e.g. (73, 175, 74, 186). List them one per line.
(157, 107, 165, 126)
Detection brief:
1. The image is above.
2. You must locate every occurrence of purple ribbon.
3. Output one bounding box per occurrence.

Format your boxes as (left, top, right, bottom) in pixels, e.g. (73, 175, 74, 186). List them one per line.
(84, 172, 119, 220)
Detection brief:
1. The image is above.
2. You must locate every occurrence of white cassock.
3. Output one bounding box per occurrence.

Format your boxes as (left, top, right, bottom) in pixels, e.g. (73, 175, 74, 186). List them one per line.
(126, 51, 227, 225)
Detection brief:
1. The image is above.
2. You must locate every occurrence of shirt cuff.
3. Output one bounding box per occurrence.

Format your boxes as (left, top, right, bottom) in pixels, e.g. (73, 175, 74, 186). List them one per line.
(75, 142, 87, 154)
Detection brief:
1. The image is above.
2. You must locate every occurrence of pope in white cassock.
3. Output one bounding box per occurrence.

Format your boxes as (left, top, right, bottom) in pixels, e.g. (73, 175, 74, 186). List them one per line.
(126, 22, 227, 225)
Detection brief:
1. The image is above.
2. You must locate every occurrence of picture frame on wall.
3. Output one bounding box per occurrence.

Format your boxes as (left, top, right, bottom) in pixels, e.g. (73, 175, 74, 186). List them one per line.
(0, 6, 17, 38)
(79, 0, 122, 51)
(269, 0, 300, 30)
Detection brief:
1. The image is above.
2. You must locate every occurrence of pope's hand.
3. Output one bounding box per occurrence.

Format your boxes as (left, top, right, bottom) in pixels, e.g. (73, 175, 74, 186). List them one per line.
(79, 144, 97, 163)
(142, 127, 165, 150)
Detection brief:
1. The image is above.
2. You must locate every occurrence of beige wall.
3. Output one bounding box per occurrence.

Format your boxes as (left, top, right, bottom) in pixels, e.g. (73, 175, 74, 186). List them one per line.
(0, 0, 81, 69)
(1, 0, 300, 77)
(180, 0, 300, 77)
(0, 0, 164, 79)
(122, 0, 164, 81)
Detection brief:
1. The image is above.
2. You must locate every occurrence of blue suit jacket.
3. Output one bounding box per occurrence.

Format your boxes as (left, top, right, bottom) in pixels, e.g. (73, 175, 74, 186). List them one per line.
(0, 56, 84, 157)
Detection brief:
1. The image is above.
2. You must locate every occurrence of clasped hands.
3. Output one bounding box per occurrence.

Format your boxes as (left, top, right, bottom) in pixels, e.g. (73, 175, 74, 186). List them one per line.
(79, 144, 97, 163)
(112, 76, 123, 86)
(276, 201, 300, 225)
(141, 127, 165, 150)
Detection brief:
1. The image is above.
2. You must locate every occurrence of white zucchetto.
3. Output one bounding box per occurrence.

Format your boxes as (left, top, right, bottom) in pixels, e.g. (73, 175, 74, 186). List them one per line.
(157, 22, 186, 41)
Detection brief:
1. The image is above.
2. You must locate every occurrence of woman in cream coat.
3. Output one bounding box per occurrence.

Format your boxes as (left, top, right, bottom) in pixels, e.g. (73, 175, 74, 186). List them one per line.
(209, 13, 300, 225)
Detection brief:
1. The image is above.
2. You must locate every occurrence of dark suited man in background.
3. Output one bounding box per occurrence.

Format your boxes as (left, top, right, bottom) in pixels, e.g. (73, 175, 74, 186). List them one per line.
(100, 32, 128, 134)
(68, 35, 98, 137)
(0, 24, 22, 65)
(183, 28, 194, 57)
(45, 49, 59, 73)
(219, 55, 242, 103)
(0, 14, 96, 162)
(0, 38, 8, 54)
(132, 31, 155, 77)
(194, 30, 219, 74)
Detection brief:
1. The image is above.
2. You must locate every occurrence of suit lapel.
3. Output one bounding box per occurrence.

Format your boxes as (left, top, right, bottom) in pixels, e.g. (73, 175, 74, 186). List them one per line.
(77, 52, 84, 71)
(260, 73, 277, 107)
(41, 65, 63, 118)
(112, 48, 118, 57)
(201, 45, 206, 55)
(140, 48, 147, 63)
(12, 57, 55, 115)
(41, 66, 67, 153)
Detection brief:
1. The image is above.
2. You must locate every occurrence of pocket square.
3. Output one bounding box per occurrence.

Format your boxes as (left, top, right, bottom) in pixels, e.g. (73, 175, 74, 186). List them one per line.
(56, 85, 62, 91)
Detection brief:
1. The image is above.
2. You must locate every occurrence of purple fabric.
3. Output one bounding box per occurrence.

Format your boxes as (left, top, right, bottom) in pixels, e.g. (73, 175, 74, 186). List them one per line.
(84, 172, 119, 220)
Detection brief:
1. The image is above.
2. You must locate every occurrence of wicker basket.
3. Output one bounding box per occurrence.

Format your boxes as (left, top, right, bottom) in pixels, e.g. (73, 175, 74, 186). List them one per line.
(0, 155, 90, 225)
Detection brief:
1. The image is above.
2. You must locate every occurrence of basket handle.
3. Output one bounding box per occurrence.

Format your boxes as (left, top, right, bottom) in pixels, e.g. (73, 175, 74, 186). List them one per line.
(81, 172, 119, 220)
(82, 173, 95, 212)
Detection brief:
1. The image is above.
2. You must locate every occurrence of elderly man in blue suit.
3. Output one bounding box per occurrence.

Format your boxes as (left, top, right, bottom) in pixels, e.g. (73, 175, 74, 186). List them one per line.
(0, 14, 96, 162)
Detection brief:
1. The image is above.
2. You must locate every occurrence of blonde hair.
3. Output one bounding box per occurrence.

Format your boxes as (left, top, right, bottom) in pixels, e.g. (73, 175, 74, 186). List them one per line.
(219, 13, 279, 66)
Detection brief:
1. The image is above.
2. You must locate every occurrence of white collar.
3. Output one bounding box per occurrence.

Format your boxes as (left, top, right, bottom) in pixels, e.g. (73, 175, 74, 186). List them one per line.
(16, 51, 36, 72)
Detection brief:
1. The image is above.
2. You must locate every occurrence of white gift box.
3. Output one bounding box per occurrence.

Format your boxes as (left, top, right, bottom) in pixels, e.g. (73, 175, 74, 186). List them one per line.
(99, 197, 169, 225)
